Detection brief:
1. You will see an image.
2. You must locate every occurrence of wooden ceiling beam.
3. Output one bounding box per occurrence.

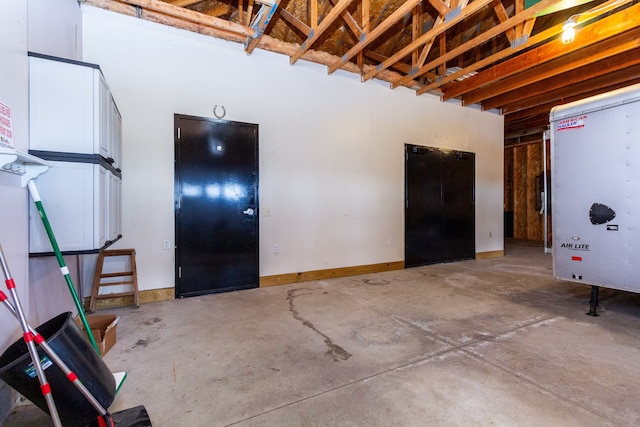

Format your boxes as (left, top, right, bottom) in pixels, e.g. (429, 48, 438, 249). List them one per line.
(412, 5, 420, 67)
(104, 0, 255, 36)
(473, 27, 640, 108)
(492, 0, 515, 43)
(310, 0, 318, 27)
(366, 50, 411, 73)
(245, 0, 255, 25)
(506, 115, 550, 132)
(504, 75, 640, 124)
(426, 0, 451, 17)
(290, 0, 355, 64)
(279, 8, 311, 36)
(489, 49, 640, 112)
(416, 0, 633, 95)
(86, 0, 251, 41)
(328, 0, 363, 38)
(328, 0, 422, 74)
(502, 67, 640, 120)
(165, 0, 203, 7)
(203, 4, 233, 18)
(362, 0, 488, 83)
(391, 0, 561, 89)
(443, 1, 640, 101)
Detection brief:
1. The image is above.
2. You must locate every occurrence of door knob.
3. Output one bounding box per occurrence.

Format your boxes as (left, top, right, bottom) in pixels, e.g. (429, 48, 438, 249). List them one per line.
(242, 208, 255, 216)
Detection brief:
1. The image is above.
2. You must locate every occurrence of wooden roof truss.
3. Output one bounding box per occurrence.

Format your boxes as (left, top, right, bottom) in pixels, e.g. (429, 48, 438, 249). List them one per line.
(83, 0, 640, 144)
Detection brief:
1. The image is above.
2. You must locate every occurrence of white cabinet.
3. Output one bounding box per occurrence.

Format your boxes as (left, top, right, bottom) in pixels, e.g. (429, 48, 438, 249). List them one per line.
(28, 53, 123, 254)
(29, 54, 121, 163)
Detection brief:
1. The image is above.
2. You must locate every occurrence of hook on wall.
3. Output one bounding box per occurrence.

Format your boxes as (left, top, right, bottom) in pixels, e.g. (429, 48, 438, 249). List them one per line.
(213, 105, 226, 119)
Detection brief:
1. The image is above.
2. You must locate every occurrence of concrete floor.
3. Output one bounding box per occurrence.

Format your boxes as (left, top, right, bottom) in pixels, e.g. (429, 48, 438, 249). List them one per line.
(5, 240, 640, 426)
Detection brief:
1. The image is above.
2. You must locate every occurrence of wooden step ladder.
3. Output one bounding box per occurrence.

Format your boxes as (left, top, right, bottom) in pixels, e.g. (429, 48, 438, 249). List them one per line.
(90, 249, 139, 312)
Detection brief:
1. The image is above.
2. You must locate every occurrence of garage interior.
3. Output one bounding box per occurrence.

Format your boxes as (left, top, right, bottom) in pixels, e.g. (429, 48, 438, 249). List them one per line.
(8, 241, 640, 425)
(1, 0, 640, 425)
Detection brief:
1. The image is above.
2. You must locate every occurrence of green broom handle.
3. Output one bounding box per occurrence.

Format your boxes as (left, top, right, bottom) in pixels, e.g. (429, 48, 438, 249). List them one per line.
(27, 180, 101, 354)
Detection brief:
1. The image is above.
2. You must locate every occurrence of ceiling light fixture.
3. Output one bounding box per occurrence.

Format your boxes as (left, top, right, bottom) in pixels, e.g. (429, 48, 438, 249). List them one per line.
(562, 16, 577, 44)
(560, 0, 627, 44)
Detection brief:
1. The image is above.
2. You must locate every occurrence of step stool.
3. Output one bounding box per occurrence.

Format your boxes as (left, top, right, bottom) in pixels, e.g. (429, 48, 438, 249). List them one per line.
(90, 248, 139, 312)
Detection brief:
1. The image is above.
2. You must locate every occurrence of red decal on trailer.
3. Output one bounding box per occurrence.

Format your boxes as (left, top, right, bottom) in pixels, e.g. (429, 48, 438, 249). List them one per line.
(571, 256, 582, 261)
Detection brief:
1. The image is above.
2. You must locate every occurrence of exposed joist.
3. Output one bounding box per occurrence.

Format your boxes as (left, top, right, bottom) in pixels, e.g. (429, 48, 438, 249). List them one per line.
(443, 0, 640, 100)
(165, 0, 203, 7)
(329, 0, 363, 38)
(328, 0, 422, 74)
(514, 0, 523, 39)
(245, 0, 255, 25)
(310, 0, 318, 27)
(366, 50, 411, 73)
(507, 83, 640, 137)
(279, 8, 311, 36)
(503, 78, 640, 125)
(392, 0, 562, 89)
(460, 10, 640, 105)
(103, 0, 255, 37)
(500, 59, 640, 118)
(411, 6, 420, 67)
(289, 0, 355, 65)
(416, 0, 634, 95)
(482, 47, 640, 113)
(203, 4, 233, 18)
(426, 0, 451, 17)
(492, 0, 515, 43)
(362, 0, 490, 83)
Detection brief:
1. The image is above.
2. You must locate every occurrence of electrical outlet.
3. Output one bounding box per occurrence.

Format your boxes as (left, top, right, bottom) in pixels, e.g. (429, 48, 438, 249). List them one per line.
(163, 239, 171, 250)
(274, 244, 280, 254)
(388, 237, 393, 245)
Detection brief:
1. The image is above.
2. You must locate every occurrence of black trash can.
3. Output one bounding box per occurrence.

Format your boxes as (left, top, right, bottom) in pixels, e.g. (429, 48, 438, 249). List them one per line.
(0, 312, 116, 427)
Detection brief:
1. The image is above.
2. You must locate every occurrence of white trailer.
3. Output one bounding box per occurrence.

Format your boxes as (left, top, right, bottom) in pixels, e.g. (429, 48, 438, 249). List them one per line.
(550, 83, 640, 315)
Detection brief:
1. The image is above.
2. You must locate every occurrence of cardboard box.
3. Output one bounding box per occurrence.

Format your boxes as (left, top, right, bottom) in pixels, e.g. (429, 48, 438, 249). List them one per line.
(74, 314, 119, 356)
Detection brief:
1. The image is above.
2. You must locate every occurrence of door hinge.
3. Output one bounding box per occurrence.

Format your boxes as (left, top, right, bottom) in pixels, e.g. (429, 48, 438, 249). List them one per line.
(177, 127, 181, 140)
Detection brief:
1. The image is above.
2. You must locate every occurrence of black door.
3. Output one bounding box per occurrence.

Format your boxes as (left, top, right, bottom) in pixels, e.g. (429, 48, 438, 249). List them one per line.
(174, 115, 258, 297)
(405, 144, 475, 267)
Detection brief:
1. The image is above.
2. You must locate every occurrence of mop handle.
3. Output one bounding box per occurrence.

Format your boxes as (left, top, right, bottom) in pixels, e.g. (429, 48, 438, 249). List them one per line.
(0, 245, 62, 427)
(0, 290, 108, 417)
(27, 180, 101, 354)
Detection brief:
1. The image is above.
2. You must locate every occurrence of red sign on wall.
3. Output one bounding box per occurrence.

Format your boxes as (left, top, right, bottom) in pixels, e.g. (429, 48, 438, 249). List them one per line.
(0, 102, 15, 149)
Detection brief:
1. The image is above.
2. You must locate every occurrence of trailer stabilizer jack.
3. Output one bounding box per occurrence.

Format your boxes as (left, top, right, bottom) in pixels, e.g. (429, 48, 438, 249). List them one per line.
(587, 285, 600, 316)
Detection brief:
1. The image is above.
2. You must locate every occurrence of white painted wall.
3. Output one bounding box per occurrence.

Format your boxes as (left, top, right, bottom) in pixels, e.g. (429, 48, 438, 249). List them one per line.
(0, 0, 30, 420)
(26, 0, 84, 326)
(81, 5, 504, 293)
(0, 0, 83, 352)
(0, 0, 30, 352)
(27, 0, 82, 60)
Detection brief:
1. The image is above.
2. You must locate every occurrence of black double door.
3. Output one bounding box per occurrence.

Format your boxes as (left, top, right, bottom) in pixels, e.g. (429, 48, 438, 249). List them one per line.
(405, 144, 475, 267)
(174, 115, 258, 298)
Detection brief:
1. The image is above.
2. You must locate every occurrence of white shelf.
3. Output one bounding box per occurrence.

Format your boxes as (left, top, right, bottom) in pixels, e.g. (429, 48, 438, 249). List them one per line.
(0, 148, 52, 187)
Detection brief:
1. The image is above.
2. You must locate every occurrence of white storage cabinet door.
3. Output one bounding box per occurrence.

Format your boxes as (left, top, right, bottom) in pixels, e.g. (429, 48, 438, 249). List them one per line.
(29, 56, 95, 154)
(29, 161, 95, 253)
